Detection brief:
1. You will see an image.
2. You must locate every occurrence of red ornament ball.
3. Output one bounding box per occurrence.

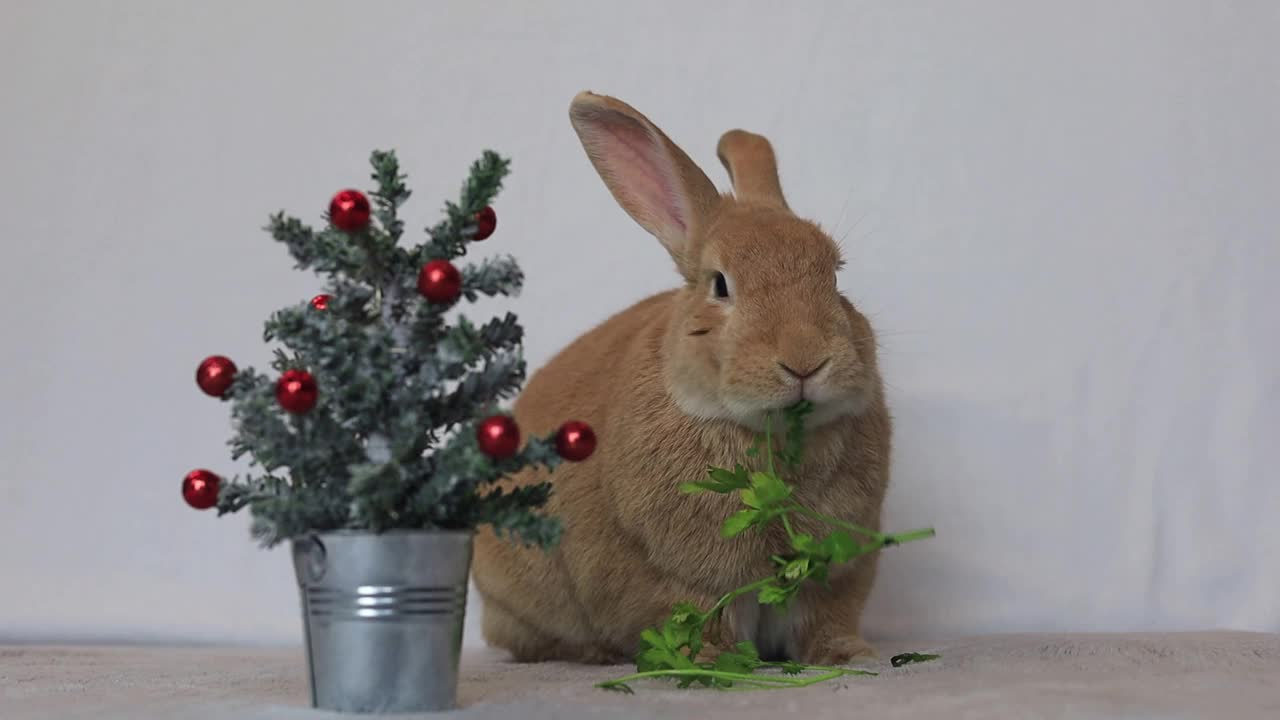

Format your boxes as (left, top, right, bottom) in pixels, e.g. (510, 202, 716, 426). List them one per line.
(196, 355, 237, 398)
(183, 468, 221, 510)
(418, 259, 462, 305)
(310, 294, 332, 310)
(329, 189, 371, 231)
(276, 369, 319, 414)
(476, 415, 520, 459)
(555, 420, 597, 462)
(472, 206, 497, 240)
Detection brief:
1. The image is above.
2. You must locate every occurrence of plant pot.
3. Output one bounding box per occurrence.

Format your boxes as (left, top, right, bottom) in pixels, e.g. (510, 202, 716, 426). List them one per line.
(290, 530, 473, 713)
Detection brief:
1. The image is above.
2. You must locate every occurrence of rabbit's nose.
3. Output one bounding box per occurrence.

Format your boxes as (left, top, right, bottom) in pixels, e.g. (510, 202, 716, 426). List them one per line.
(778, 358, 830, 380)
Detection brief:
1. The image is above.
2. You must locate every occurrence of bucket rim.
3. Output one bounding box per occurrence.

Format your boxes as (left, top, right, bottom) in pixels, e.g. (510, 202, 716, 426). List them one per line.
(292, 528, 477, 539)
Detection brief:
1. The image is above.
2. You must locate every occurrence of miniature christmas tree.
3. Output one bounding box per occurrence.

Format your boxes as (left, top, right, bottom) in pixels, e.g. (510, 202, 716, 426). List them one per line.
(186, 150, 594, 547)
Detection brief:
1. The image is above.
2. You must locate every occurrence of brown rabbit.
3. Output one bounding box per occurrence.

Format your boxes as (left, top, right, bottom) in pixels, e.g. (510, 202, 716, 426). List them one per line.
(472, 91, 890, 666)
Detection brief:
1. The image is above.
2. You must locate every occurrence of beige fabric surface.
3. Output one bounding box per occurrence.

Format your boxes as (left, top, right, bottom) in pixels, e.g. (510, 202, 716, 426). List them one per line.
(3, 632, 1277, 719)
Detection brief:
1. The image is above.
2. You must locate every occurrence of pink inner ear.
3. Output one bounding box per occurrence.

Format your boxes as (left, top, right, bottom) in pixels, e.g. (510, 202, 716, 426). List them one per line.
(588, 113, 687, 233)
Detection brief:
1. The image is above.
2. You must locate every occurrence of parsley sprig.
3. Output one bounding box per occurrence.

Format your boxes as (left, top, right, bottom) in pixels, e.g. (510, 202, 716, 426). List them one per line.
(598, 402, 936, 693)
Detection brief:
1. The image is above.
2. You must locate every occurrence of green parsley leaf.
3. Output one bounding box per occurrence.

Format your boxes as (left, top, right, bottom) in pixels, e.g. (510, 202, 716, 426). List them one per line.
(747, 471, 791, 508)
(791, 533, 820, 554)
(781, 557, 811, 581)
(778, 401, 815, 467)
(713, 641, 763, 676)
(638, 647, 672, 672)
(640, 628, 668, 652)
(820, 530, 859, 563)
(758, 583, 792, 605)
(681, 465, 751, 494)
(669, 601, 702, 625)
(721, 509, 760, 538)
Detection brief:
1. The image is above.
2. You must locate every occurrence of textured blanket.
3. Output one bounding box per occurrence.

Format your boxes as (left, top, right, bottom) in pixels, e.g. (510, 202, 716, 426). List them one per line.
(3, 632, 1277, 719)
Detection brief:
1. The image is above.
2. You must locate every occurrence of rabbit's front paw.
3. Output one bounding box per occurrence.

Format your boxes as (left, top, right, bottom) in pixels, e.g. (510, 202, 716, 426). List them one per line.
(799, 634, 878, 666)
(691, 613, 738, 663)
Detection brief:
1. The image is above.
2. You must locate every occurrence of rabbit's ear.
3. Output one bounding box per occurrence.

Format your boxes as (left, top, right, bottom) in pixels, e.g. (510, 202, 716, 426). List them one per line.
(570, 92, 719, 277)
(716, 130, 788, 210)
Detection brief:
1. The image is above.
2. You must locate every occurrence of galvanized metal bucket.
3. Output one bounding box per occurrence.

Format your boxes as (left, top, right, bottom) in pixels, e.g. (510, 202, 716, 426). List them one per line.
(291, 530, 473, 713)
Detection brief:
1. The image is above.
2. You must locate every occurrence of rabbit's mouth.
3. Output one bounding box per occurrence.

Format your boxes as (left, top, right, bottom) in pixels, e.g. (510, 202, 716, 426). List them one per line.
(667, 358, 875, 431)
(708, 388, 873, 433)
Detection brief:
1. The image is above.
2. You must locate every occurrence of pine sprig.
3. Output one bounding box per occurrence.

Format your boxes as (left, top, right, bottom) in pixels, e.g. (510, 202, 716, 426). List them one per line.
(473, 483, 561, 548)
(598, 403, 936, 694)
(268, 215, 366, 277)
(426, 352, 526, 427)
(434, 314, 524, 380)
(369, 150, 411, 241)
(405, 428, 563, 544)
(420, 151, 510, 261)
(437, 424, 564, 487)
(462, 256, 523, 300)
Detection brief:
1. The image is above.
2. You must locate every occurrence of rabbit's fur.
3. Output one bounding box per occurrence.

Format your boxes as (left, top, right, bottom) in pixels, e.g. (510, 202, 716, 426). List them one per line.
(472, 92, 890, 665)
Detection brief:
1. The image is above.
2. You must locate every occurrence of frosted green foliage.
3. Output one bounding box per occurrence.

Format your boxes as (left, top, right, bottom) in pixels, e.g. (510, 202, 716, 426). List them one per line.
(215, 150, 562, 548)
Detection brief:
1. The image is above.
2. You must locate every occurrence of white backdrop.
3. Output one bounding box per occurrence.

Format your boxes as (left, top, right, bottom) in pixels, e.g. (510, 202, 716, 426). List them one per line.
(2, 1, 1277, 648)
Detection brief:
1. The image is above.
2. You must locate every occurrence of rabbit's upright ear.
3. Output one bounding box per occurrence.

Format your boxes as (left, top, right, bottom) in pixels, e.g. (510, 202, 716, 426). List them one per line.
(716, 129, 788, 211)
(570, 92, 720, 278)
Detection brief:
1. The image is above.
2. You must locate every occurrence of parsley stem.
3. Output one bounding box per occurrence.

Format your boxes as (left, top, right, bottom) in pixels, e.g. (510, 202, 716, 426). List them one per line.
(704, 576, 775, 619)
(787, 505, 885, 540)
(764, 412, 777, 477)
(784, 506, 935, 546)
(758, 661, 878, 677)
(780, 511, 798, 542)
(884, 527, 937, 544)
(715, 670, 867, 691)
(601, 669, 791, 686)
(597, 667, 859, 691)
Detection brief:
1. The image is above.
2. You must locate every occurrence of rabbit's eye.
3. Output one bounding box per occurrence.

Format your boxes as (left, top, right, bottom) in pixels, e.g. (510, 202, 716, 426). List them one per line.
(713, 272, 730, 300)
